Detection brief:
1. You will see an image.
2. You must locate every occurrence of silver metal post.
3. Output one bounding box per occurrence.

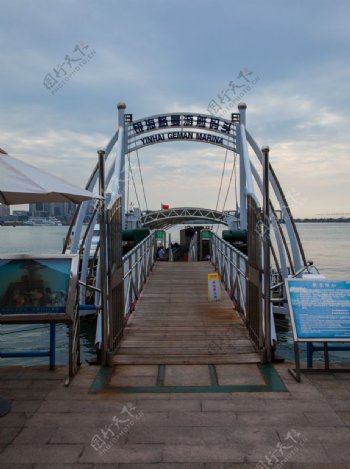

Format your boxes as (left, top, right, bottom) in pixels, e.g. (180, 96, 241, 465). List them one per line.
(262, 146, 272, 362)
(238, 102, 247, 230)
(98, 149, 108, 366)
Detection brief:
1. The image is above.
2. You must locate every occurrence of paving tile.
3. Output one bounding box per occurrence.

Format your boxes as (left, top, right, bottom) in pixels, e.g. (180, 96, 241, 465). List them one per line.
(304, 412, 345, 427)
(236, 411, 309, 426)
(275, 441, 330, 463)
(164, 411, 236, 427)
(34, 465, 95, 469)
(323, 441, 350, 463)
(276, 426, 350, 443)
(0, 427, 22, 445)
(10, 400, 43, 415)
(0, 380, 32, 390)
(205, 464, 262, 469)
(0, 444, 83, 464)
(164, 365, 212, 386)
(38, 399, 137, 414)
(80, 444, 163, 463)
(336, 411, 350, 426)
(216, 364, 266, 386)
(26, 412, 125, 428)
(260, 399, 334, 413)
(113, 365, 158, 377)
(0, 464, 34, 469)
(12, 426, 57, 444)
(0, 412, 27, 427)
(201, 399, 267, 412)
(0, 389, 50, 401)
(136, 399, 200, 412)
(110, 376, 157, 386)
(170, 392, 232, 400)
(290, 464, 350, 468)
(119, 464, 204, 469)
(50, 426, 128, 445)
(127, 425, 278, 446)
(162, 444, 245, 463)
(325, 399, 350, 411)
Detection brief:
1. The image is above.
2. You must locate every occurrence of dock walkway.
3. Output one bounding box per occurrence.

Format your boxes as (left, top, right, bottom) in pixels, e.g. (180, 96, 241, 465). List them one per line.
(113, 262, 260, 366)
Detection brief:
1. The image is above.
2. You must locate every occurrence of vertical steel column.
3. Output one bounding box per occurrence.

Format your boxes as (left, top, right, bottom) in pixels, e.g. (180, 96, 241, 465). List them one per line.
(238, 102, 247, 230)
(117, 102, 126, 229)
(262, 146, 272, 363)
(98, 149, 108, 366)
(49, 323, 56, 370)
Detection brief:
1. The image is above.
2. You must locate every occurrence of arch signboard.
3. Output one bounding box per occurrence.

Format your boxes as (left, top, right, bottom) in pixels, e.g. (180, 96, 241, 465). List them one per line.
(125, 112, 239, 152)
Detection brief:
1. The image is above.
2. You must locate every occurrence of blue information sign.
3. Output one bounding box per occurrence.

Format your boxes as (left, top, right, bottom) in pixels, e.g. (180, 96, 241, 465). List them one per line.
(286, 279, 350, 341)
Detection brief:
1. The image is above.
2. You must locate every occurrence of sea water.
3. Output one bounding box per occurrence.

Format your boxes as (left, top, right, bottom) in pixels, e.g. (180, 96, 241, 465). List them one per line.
(0, 224, 349, 365)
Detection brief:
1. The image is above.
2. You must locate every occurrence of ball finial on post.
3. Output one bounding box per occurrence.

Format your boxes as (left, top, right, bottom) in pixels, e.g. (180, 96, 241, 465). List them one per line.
(238, 102, 247, 125)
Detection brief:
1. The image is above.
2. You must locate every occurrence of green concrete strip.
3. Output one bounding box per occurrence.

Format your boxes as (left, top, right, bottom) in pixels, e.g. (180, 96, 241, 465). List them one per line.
(258, 363, 287, 391)
(156, 364, 166, 386)
(208, 364, 219, 386)
(89, 366, 113, 394)
(90, 363, 287, 394)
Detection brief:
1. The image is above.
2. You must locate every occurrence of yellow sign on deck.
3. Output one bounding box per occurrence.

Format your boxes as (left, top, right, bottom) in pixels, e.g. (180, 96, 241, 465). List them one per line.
(208, 272, 221, 302)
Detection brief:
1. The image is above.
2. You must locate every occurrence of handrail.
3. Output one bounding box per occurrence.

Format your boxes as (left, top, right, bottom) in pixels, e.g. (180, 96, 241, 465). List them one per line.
(211, 232, 277, 355)
(211, 233, 248, 319)
(122, 233, 156, 317)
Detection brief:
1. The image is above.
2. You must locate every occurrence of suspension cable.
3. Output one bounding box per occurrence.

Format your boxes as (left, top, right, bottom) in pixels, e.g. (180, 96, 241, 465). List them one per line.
(216, 153, 237, 233)
(127, 153, 131, 211)
(222, 153, 236, 212)
(215, 148, 228, 212)
(135, 147, 149, 212)
(234, 151, 238, 211)
(128, 154, 142, 211)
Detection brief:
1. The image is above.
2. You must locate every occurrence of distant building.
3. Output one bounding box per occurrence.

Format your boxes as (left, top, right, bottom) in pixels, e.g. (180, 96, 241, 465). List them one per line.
(0, 204, 10, 217)
(29, 202, 77, 223)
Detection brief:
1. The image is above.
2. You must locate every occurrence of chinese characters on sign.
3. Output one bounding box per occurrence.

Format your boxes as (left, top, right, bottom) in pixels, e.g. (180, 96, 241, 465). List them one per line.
(43, 41, 96, 96)
(287, 279, 350, 340)
(208, 272, 221, 302)
(129, 114, 235, 149)
(208, 68, 260, 117)
(90, 402, 144, 457)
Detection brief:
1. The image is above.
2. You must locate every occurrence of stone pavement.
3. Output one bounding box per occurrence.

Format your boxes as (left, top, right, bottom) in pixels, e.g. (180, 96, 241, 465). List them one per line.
(1, 362, 350, 468)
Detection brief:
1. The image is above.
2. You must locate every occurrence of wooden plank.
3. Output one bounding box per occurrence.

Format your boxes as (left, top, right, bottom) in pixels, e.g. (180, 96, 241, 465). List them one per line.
(112, 262, 260, 365)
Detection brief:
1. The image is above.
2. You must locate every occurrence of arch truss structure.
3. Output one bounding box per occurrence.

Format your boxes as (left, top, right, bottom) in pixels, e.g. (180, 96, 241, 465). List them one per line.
(66, 101, 308, 303)
(140, 207, 235, 230)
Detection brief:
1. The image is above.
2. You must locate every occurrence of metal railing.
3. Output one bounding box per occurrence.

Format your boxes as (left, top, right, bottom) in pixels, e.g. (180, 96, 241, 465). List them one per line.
(211, 233, 248, 319)
(122, 233, 156, 318)
(211, 231, 276, 360)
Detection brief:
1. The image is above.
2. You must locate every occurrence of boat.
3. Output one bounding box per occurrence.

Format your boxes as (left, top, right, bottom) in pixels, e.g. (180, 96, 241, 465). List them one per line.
(23, 217, 63, 226)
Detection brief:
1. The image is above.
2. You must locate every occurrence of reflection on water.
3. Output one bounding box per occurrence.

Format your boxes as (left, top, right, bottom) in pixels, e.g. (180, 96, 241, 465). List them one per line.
(275, 315, 350, 364)
(0, 319, 97, 366)
(0, 224, 349, 365)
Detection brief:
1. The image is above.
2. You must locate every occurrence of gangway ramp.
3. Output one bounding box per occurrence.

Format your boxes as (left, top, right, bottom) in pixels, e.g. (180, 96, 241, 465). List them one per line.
(113, 262, 260, 365)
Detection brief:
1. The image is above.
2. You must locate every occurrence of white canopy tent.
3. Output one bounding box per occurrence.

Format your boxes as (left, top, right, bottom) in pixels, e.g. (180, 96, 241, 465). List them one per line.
(0, 153, 101, 205)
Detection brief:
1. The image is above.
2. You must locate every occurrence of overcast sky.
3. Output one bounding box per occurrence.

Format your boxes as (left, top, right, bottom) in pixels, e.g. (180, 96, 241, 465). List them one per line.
(1, 0, 349, 217)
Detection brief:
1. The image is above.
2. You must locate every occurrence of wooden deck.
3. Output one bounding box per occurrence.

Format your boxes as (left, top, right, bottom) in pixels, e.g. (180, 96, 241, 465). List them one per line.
(113, 262, 260, 365)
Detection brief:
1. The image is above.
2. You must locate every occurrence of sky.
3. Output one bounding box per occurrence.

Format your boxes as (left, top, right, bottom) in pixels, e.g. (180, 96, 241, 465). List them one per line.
(1, 0, 349, 217)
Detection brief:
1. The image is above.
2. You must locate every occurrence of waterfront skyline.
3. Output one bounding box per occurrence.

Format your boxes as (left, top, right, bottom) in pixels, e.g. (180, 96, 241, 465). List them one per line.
(1, 0, 349, 217)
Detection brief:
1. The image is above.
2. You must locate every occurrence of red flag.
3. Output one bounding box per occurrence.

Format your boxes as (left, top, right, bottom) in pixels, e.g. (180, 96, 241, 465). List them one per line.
(161, 203, 169, 210)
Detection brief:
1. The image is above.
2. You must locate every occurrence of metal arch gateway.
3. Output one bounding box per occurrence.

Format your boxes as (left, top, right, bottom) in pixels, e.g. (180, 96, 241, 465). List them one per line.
(68, 101, 308, 305)
(140, 207, 235, 230)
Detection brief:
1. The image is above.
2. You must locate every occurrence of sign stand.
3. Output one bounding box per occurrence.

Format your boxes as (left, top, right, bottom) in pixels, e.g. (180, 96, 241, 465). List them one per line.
(0, 255, 78, 372)
(286, 279, 350, 382)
